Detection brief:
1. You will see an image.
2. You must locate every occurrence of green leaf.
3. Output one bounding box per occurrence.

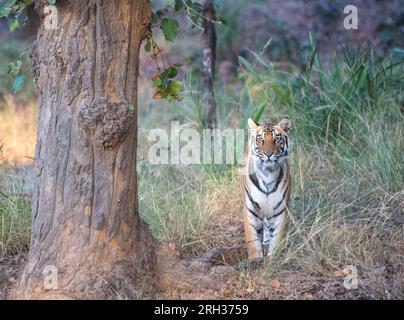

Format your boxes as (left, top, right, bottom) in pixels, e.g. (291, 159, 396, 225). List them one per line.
(165, 66, 178, 79)
(144, 37, 151, 52)
(238, 56, 256, 75)
(128, 104, 135, 113)
(168, 80, 182, 92)
(189, 1, 202, 13)
(9, 18, 19, 31)
(12, 74, 25, 93)
(151, 11, 158, 24)
(174, 0, 184, 11)
(240, 101, 266, 129)
(167, 80, 182, 100)
(155, 78, 163, 87)
(160, 18, 179, 42)
(184, 57, 192, 65)
(253, 101, 266, 123)
(8, 60, 22, 76)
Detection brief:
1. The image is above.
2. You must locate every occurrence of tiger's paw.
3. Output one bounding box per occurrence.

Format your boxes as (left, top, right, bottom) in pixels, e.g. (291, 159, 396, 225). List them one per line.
(248, 257, 264, 270)
(232, 257, 264, 272)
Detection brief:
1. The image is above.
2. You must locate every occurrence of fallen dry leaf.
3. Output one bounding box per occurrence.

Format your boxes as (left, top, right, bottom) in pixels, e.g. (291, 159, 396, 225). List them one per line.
(394, 240, 404, 252)
(270, 279, 281, 289)
(153, 91, 163, 99)
(33, 286, 42, 293)
(303, 293, 313, 299)
(151, 70, 160, 81)
(334, 270, 345, 277)
(334, 269, 349, 277)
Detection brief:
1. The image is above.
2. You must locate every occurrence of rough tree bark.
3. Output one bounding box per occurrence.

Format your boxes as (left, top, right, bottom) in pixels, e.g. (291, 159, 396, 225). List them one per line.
(201, 0, 218, 130)
(11, 0, 159, 299)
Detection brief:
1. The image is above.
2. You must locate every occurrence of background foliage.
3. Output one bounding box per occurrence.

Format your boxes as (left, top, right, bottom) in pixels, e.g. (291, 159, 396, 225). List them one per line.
(0, 0, 403, 299)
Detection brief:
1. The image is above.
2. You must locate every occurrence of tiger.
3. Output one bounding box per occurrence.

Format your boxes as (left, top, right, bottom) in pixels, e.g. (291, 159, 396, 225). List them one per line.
(242, 117, 291, 262)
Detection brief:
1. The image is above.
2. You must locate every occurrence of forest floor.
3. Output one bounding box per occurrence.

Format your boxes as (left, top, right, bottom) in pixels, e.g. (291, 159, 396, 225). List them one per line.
(157, 260, 402, 300)
(1, 237, 402, 299)
(149, 229, 403, 300)
(0, 252, 26, 300)
(0, 162, 401, 300)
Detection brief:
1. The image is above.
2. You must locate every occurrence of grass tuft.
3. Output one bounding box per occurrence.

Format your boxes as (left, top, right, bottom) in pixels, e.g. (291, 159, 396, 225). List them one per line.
(0, 171, 31, 256)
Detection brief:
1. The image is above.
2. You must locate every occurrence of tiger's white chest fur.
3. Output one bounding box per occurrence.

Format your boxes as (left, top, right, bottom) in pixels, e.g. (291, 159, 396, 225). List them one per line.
(245, 158, 289, 219)
(254, 183, 285, 218)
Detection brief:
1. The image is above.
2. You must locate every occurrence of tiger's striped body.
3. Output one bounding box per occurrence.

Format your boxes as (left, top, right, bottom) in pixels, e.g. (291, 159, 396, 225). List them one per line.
(242, 117, 291, 260)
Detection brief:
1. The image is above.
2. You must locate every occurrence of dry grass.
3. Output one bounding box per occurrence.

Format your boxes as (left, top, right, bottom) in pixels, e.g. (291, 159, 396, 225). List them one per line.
(139, 144, 403, 272)
(138, 138, 402, 298)
(0, 97, 35, 256)
(0, 96, 37, 166)
(138, 165, 244, 257)
(266, 144, 403, 275)
(0, 188, 31, 256)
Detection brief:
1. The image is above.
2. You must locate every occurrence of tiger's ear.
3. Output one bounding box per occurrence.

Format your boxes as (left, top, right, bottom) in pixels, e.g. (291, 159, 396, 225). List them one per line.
(247, 118, 258, 129)
(277, 117, 291, 133)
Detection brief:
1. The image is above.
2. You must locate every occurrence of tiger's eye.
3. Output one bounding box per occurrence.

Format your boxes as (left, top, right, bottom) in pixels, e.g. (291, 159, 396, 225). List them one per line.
(256, 135, 264, 144)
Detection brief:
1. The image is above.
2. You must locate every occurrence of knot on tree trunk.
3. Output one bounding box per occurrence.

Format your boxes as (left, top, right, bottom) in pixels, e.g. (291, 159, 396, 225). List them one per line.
(78, 98, 134, 148)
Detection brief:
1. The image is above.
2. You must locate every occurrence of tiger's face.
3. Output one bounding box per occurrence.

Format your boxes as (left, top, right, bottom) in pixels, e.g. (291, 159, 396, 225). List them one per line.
(248, 117, 291, 163)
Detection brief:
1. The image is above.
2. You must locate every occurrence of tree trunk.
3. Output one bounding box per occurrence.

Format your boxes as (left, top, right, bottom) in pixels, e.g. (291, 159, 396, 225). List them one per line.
(202, 0, 218, 130)
(11, 0, 158, 299)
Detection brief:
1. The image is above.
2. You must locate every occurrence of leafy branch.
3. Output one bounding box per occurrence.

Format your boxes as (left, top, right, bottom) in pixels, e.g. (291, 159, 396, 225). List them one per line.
(177, 0, 222, 31)
(0, 0, 218, 100)
(0, 0, 55, 93)
(145, 0, 221, 102)
(145, 2, 184, 102)
(7, 59, 25, 93)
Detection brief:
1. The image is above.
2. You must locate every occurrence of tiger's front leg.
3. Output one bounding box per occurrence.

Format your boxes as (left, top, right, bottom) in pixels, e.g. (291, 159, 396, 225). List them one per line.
(267, 210, 288, 257)
(262, 217, 271, 251)
(243, 205, 264, 260)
